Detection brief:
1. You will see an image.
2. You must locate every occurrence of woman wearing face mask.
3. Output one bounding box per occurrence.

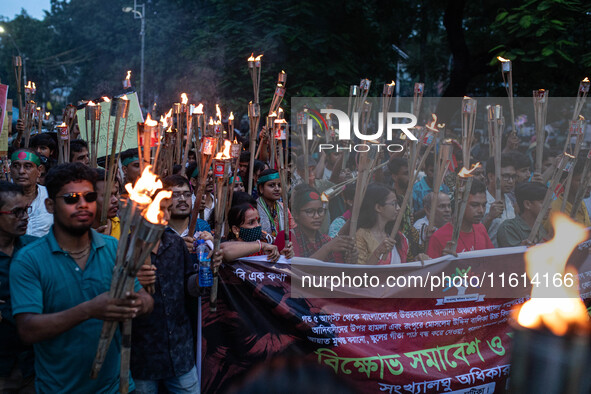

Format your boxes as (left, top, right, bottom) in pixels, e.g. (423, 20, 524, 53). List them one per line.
(290, 184, 356, 263)
(220, 203, 293, 262)
(256, 169, 296, 241)
(356, 183, 409, 265)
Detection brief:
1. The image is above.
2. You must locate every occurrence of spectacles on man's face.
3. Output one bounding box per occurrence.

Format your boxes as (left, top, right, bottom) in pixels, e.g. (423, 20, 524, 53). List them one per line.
(172, 191, 193, 200)
(57, 192, 98, 205)
(0, 205, 32, 218)
(301, 207, 326, 217)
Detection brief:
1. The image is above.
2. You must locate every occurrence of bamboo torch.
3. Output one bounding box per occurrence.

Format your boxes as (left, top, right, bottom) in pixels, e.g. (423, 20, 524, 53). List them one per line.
(85, 101, 101, 168)
(428, 140, 452, 233)
(497, 57, 517, 138)
(450, 163, 482, 251)
(210, 140, 233, 312)
(275, 117, 290, 243)
(487, 105, 505, 201)
(560, 119, 584, 213)
(528, 153, 575, 243)
(461, 96, 477, 168)
(533, 89, 549, 174)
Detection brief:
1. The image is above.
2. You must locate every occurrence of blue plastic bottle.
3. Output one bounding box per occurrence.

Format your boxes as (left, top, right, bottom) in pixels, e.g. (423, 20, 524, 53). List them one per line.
(196, 239, 213, 287)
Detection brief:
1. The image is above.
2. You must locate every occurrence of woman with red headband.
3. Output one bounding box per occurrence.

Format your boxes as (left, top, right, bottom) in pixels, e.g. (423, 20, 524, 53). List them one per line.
(290, 184, 356, 263)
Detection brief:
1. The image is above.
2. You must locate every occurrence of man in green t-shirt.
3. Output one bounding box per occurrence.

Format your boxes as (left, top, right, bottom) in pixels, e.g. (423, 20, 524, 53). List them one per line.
(10, 163, 154, 393)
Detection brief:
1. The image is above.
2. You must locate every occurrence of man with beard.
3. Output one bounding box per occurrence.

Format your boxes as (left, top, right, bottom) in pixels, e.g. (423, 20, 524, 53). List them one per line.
(0, 182, 36, 392)
(427, 179, 493, 258)
(498, 182, 548, 247)
(10, 149, 53, 237)
(164, 175, 211, 250)
(9, 163, 153, 393)
(414, 192, 452, 247)
(92, 168, 121, 239)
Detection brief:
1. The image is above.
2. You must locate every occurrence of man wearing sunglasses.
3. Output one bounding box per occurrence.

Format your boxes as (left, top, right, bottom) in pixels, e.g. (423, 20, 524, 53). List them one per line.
(9, 149, 53, 237)
(0, 182, 36, 393)
(9, 163, 153, 393)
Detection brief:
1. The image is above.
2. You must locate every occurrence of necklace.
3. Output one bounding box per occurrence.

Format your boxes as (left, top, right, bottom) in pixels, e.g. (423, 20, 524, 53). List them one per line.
(63, 244, 91, 259)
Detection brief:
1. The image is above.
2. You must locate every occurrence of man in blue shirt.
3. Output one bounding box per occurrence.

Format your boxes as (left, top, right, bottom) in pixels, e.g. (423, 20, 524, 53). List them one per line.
(412, 154, 450, 218)
(9, 163, 153, 393)
(0, 181, 36, 393)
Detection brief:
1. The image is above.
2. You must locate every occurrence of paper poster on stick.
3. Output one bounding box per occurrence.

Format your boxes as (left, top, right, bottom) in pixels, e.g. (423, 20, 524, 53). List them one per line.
(0, 99, 12, 156)
(76, 92, 143, 158)
(0, 84, 8, 138)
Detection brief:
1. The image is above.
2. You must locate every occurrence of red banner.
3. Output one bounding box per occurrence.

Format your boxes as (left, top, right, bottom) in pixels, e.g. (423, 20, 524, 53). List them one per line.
(201, 244, 591, 393)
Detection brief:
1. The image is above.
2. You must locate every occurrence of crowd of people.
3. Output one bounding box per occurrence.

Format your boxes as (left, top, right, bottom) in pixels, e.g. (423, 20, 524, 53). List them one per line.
(1, 108, 589, 393)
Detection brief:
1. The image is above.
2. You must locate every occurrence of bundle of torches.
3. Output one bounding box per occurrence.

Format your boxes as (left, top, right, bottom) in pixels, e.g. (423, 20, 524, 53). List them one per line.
(11, 52, 591, 392)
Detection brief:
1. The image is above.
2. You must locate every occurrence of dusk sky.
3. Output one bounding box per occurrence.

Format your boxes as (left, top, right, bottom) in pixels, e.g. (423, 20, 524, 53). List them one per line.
(0, 0, 52, 20)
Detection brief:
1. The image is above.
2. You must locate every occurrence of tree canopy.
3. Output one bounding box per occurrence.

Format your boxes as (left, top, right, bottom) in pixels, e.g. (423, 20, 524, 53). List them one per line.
(0, 0, 589, 118)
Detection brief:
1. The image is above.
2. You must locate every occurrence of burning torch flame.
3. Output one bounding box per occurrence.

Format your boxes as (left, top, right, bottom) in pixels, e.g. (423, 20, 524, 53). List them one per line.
(517, 213, 589, 335)
(216, 104, 222, 121)
(248, 53, 255, 62)
(181, 93, 188, 105)
(87, 101, 97, 106)
(57, 121, 67, 128)
(229, 112, 234, 121)
(102, 96, 111, 102)
(583, 77, 589, 83)
(194, 103, 204, 115)
(458, 163, 482, 178)
(255, 54, 263, 61)
(144, 190, 172, 224)
(215, 140, 233, 160)
(125, 165, 163, 205)
(126, 70, 131, 81)
(388, 80, 396, 86)
(497, 56, 510, 63)
(145, 113, 158, 127)
(426, 114, 443, 132)
(321, 193, 329, 203)
(208, 117, 214, 126)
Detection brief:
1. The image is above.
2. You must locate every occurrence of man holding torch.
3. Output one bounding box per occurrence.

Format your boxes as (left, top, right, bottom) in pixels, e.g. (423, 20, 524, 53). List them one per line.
(9, 163, 153, 393)
(427, 179, 493, 258)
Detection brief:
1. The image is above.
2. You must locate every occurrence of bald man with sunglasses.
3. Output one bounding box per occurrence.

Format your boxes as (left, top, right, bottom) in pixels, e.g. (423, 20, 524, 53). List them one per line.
(9, 163, 153, 393)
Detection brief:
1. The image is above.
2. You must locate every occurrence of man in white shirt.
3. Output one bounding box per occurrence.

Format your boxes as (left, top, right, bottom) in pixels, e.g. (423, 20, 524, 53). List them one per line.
(9, 149, 53, 237)
(413, 192, 452, 246)
(483, 153, 516, 247)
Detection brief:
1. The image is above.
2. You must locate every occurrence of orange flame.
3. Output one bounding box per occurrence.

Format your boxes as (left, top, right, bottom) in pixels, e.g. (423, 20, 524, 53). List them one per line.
(121, 95, 129, 101)
(181, 93, 188, 105)
(388, 80, 396, 86)
(145, 113, 158, 127)
(45, 112, 50, 117)
(194, 103, 204, 114)
(216, 104, 222, 121)
(87, 101, 97, 106)
(125, 165, 163, 205)
(57, 121, 67, 127)
(497, 56, 510, 62)
(25, 81, 35, 89)
(144, 190, 172, 224)
(583, 77, 590, 83)
(126, 70, 131, 80)
(248, 53, 255, 62)
(517, 213, 589, 335)
(229, 112, 234, 120)
(215, 140, 232, 160)
(255, 54, 263, 61)
(458, 162, 482, 178)
(102, 96, 111, 102)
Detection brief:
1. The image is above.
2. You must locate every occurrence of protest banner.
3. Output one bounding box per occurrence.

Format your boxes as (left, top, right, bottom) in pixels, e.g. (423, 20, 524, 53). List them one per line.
(200, 243, 591, 393)
(76, 92, 142, 157)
